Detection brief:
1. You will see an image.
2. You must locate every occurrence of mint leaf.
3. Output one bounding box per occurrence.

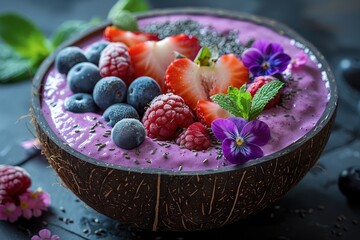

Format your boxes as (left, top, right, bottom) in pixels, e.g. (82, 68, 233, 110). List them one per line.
(235, 85, 252, 120)
(0, 43, 33, 83)
(109, 10, 138, 31)
(51, 19, 101, 48)
(0, 13, 51, 64)
(211, 93, 242, 117)
(249, 80, 284, 120)
(108, 0, 149, 18)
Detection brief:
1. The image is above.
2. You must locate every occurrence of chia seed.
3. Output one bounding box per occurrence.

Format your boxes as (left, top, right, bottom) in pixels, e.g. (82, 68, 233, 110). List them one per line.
(142, 19, 246, 57)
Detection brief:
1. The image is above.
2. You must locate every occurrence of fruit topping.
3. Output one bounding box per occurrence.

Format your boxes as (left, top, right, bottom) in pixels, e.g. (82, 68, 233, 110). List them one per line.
(129, 34, 201, 91)
(175, 122, 212, 151)
(165, 47, 249, 111)
(111, 118, 146, 149)
(103, 103, 139, 127)
(247, 76, 282, 109)
(126, 76, 162, 117)
(85, 41, 109, 65)
(197, 100, 232, 127)
(55, 46, 88, 74)
(67, 62, 101, 93)
(142, 93, 195, 141)
(0, 165, 31, 203)
(98, 42, 133, 85)
(64, 93, 98, 113)
(338, 166, 360, 202)
(93, 76, 127, 111)
(104, 26, 159, 47)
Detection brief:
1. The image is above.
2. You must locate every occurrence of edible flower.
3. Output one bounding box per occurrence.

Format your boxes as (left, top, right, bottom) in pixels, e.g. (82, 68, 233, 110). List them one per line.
(211, 117, 270, 164)
(31, 228, 60, 240)
(290, 51, 308, 69)
(0, 202, 22, 223)
(242, 39, 291, 77)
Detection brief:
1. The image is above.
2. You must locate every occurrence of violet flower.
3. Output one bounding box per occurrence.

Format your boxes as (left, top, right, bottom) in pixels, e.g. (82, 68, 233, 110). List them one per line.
(211, 117, 270, 164)
(242, 39, 291, 77)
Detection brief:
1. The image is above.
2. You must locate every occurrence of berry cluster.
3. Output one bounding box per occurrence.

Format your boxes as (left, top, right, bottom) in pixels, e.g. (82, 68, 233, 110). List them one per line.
(0, 165, 50, 223)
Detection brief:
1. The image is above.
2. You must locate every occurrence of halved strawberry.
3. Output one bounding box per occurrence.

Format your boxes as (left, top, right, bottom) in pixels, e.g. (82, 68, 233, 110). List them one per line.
(104, 26, 159, 47)
(129, 34, 201, 91)
(165, 51, 249, 111)
(197, 100, 232, 127)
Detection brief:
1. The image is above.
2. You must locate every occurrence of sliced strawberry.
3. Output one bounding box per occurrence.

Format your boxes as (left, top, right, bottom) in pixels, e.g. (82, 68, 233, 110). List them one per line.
(197, 100, 232, 127)
(165, 53, 249, 111)
(104, 26, 159, 47)
(129, 34, 201, 91)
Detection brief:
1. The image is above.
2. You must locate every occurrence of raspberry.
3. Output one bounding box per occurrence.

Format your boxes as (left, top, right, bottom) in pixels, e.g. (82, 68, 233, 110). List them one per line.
(176, 122, 212, 151)
(99, 42, 133, 85)
(0, 165, 31, 203)
(247, 76, 282, 109)
(142, 93, 195, 141)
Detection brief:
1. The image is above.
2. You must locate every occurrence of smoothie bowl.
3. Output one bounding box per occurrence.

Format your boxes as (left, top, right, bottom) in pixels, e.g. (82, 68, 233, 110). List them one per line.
(31, 8, 337, 231)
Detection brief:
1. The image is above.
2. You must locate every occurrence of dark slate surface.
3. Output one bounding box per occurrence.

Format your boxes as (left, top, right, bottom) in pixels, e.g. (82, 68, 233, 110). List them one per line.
(1, 0, 360, 239)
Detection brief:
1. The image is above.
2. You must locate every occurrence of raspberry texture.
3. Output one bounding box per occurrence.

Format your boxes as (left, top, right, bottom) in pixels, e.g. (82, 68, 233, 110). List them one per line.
(99, 42, 133, 85)
(0, 165, 31, 203)
(176, 122, 212, 151)
(247, 76, 282, 109)
(142, 93, 195, 141)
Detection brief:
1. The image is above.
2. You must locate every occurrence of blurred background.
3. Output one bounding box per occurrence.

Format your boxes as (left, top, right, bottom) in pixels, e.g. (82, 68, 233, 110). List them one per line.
(1, 0, 360, 239)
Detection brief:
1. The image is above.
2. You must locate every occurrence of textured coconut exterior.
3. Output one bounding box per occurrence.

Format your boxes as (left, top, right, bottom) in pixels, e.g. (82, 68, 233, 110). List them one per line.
(31, 8, 338, 231)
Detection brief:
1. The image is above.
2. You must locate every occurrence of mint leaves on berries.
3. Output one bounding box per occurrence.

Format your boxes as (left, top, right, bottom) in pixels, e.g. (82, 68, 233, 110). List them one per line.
(211, 80, 284, 120)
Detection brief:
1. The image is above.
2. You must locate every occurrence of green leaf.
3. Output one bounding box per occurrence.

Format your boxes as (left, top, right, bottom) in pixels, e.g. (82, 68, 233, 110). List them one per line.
(108, 0, 150, 19)
(51, 19, 101, 48)
(211, 94, 242, 117)
(235, 85, 252, 120)
(0, 43, 33, 83)
(110, 10, 138, 31)
(0, 13, 51, 61)
(249, 80, 284, 120)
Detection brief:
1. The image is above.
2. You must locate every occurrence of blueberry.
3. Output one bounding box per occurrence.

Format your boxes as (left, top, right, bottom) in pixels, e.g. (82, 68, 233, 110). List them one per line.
(103, 103, 139, 127)
(93, 76, 127, 111)
(64, 93, 98, 113)
(85, 41, 108, 65)
(67, 62, 101, 93)
(338, 166, 360, 201)
(127, 76, 162, 116)
(111, 118, 146, 149)
(55, 46, 88, 74)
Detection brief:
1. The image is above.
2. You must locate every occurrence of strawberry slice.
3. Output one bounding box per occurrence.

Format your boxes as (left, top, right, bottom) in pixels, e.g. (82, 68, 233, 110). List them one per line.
(129, 34, 201, 91)
(104, 26, 159, 47)
(165, 51, 249, 111)
(197, 100, 232, 127)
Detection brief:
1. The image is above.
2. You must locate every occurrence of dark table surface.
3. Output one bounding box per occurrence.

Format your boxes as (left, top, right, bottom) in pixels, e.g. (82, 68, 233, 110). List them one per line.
(1, 0, 360, 239)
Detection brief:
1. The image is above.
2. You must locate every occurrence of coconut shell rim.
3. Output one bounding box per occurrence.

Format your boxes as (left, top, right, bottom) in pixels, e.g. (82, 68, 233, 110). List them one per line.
(31, 7, 338, 176)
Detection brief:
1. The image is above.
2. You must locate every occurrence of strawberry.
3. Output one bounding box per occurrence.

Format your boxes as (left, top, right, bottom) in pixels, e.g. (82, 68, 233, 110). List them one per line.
(129, 34, 201, 91)
(165, 49, 249, 111)
(104, 26, 159, 47)
(197, 100, 232, 127)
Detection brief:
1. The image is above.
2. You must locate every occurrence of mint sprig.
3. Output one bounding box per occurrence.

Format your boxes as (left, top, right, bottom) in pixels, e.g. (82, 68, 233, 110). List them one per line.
(211, 80, 284, 120)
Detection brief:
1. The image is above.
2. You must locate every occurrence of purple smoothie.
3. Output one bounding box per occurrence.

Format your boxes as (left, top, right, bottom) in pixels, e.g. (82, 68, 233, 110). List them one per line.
(41, 14, 330, 172)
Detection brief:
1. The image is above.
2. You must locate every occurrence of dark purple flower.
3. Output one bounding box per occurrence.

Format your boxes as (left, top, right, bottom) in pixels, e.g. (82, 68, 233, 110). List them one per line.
(211, 117, 270, 164)
(242, 39, 291, 77)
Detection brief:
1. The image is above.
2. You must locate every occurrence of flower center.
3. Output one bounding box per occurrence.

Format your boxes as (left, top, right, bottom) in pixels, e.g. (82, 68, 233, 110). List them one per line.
(235, 137, 244, 146)
(262, 61, 269, 70)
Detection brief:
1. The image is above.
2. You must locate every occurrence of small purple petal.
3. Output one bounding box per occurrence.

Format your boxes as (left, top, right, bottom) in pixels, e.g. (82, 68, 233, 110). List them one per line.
(264, 42, 284, 56)
(228, 117, 248, 130)
(241, 48, 264, 68)
(269, 52, 291, 72)
(39, 229, 52, 238)
(249, 65, 266, 77)
(241, 120, 270, 146)
(222, 138, 264, 164)
(252, 39, 269, 53)
(211, 118, 238, 141)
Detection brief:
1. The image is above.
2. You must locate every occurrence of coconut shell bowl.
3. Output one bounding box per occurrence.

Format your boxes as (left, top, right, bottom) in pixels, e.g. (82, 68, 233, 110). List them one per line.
(31, 8, 338, 232)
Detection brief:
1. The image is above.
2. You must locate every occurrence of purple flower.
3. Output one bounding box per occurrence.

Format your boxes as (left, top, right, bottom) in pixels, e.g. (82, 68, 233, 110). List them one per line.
(242, 39, 291, 77)
(290, 51, 308, 69)
(31, 228, 60, 240)
(211, 117, 270, 164)
(0, 202, 22, 223)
